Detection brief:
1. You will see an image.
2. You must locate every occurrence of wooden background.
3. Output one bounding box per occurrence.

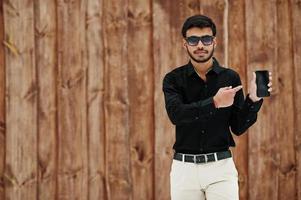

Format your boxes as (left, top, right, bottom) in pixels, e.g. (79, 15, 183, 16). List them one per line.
(0, 0, 300, 199)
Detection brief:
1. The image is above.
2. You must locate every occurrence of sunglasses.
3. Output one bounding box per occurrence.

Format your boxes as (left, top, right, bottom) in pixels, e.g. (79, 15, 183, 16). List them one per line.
(185, 35, 215, 46)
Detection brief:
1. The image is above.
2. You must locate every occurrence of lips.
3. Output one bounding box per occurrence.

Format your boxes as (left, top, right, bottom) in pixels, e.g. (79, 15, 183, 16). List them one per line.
(194, 50, 207, 55)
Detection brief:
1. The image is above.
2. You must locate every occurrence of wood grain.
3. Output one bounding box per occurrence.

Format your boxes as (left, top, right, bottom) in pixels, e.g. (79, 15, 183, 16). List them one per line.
(34, 0, 57, 199)
(56, 0, 88, 199)
(103, 0, 132, 199)
(3, 0, 38, 199)
(246, 1, 279, 199)
(0, 0, 5, 198)
(86, 0, 106, 199)
(276, 0, 296, 199)
(127, 0, 154, 199)
(291, 0, 301, 199)
(228, 0, 249, 199)
(152, 2, 176, 197)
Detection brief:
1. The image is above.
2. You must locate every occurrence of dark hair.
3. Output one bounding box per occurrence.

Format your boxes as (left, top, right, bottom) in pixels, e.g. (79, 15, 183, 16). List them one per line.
(181, 15, 216, 38)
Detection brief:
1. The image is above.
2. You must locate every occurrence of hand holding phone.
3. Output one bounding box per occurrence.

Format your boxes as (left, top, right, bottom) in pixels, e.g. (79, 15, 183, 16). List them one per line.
(255, 70, 270, 97)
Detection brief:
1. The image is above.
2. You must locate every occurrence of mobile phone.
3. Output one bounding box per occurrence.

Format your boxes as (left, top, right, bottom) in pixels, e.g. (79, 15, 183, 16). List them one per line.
(255, 70, 270, 97)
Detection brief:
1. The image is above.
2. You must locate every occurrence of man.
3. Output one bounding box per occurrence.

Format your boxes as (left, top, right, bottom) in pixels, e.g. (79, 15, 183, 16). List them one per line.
(162, 15, 272, 200)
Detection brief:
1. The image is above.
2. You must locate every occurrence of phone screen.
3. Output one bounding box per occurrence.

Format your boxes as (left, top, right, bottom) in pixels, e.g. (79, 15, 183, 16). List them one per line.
(255, 70, 270, 97)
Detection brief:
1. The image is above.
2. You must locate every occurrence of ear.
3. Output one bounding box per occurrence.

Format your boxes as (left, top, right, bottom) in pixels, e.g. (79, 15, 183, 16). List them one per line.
(213, 37, 217, 48)
(182, 38, 187, 48)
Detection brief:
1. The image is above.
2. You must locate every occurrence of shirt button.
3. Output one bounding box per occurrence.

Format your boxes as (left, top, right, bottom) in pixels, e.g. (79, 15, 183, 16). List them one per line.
(209, 111, 213, 115)
(201, 130, 205, 134)
(195, 116, 199, 120)
(251, 106, 254, 109)
(246, 119, 250, 122)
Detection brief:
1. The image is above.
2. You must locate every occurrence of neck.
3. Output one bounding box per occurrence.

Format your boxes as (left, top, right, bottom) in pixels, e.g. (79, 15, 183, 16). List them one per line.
(191, 58, 213, 76)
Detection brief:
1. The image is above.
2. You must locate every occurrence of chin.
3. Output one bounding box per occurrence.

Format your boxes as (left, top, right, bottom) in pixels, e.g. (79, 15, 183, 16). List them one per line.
(195, 57, 209, 62)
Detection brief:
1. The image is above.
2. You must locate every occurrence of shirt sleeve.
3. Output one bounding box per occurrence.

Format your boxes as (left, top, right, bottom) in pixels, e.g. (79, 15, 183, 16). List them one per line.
(229, 73, 263, 135)
(162, 73, 216, 125)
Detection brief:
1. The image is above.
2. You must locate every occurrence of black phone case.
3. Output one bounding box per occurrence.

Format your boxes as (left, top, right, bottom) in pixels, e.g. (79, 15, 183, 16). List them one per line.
(255, 70, 270, 97)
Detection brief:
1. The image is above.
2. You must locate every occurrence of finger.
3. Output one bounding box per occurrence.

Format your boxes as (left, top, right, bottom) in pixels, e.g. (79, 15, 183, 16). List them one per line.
(219, 86, 232, 91)
(232, 85, 243, 93)
(224, 86, 233, 90)
(268, 82, 272, 87)
(251, 72, 256, 83)
(268, 88, 273, 92)
(269, 72, 272, 75)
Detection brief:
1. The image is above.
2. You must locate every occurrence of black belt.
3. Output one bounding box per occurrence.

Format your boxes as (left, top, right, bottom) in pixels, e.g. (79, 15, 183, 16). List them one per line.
(173, 150, 232, 164)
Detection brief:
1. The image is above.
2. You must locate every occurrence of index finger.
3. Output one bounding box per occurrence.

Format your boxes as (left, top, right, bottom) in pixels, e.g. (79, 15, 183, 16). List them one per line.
(232, 85, 243, 93)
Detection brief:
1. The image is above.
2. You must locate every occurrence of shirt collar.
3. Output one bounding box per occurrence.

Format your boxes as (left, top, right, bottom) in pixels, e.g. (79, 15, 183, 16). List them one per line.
(187, 57, 224, 77)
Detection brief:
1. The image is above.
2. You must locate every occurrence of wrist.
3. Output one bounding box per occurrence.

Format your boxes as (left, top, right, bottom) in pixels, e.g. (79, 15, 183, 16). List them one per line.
(249, 94, 261, 102)
(213, 96, 219, 108)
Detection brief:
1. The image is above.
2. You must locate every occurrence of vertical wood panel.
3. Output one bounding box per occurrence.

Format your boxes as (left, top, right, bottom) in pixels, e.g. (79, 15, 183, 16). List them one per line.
(228, 0, 248, 199)
(153, 2, 176, 198)
(34, 0, 57, 199)
(199, 0, 226, 65)
(86, 0, 106, 199)
(56, 0, 88, 199)
(103, 0, 132, 199)
(276, 0, 296, 199)
(127, 0, 154, 199)
(291, 0, 301, 199)
(3, 0, 38, 199)
(246, 1, 279, 199)
(153, 0, 199, 199)
(0, 0, 5, 198)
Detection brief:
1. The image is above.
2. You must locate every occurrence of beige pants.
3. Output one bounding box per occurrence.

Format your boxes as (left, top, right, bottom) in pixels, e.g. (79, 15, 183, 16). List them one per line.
(170, 157, 239, 200)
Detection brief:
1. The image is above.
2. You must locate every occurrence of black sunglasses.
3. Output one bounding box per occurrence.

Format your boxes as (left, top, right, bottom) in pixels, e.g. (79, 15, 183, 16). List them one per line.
(185, 35, 215, 46)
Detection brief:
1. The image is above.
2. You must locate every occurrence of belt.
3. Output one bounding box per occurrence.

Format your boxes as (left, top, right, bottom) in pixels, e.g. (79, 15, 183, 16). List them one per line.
(173, 150, 232, 164)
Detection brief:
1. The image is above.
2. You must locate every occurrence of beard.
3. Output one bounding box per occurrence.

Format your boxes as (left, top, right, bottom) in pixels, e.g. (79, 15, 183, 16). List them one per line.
(186, 46, 215, 63)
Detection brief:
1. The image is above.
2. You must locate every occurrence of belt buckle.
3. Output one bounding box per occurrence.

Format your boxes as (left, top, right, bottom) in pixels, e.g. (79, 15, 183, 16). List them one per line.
(204, 154, 208, 163)
(193, 155, 197, 164)
(205, 153, 218, 163)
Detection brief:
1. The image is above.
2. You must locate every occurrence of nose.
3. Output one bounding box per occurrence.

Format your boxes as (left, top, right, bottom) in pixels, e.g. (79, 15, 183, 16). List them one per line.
(196, 41, 205, 48)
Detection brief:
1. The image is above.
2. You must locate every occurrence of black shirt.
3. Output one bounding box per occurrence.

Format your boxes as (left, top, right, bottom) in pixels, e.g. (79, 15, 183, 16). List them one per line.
(162, 58, 263, 154)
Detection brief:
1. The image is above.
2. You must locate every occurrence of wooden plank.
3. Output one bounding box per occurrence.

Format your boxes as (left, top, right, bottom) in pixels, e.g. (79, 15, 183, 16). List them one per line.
(228, 0, 248, 199)
(102, 0, 132, 199)
(0, 0, 5, 198)
(290, 0, 301, 199)
(152, 1, 175, 195)
(86, 0, 106, 199)
(276, 0, 296, 199)
(34, 0, 57, 199)
(56, 0, 88, 199)
(2, 0, 38, 199)
(153, 0, 200, 199)
(127, 0, 154, 199)
(199, 0, 227, 65)
(245, 1, 279, 199)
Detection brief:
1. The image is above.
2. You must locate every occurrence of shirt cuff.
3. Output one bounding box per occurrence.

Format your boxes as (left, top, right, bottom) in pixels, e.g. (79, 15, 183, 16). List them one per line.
(245, 94, 263, 112)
